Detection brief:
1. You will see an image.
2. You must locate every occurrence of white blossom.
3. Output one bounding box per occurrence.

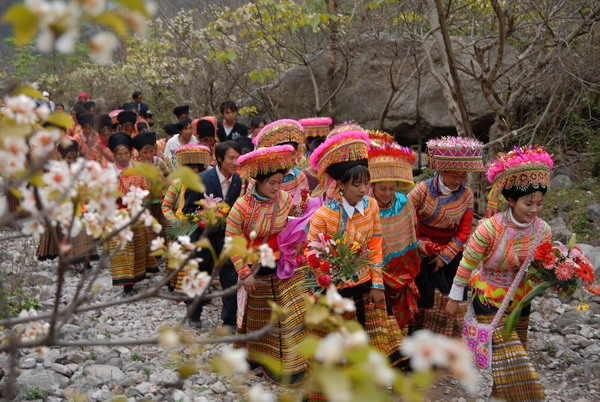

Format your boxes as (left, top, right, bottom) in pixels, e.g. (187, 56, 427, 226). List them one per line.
(181, 271, 210, 298)
(22, 219, 45, 237)
(247, 384, 274, 402)
(158, 328, 180, 348)
(221, 347, 250, 374)
(1, 94, 38, 124)
(152, 222, 162, 234)
(325, 285, 356, 314)
(0, 150, 26, 176)
(366, 350, 395, 386)
(151, 237, 166, 252)
(30, 129, 61, 158)
(89, 31, 119, 64)
(340, 328, 368, 349)
(81, 0, 106, 16)
(314, 332, 345, 365)
(3, 136, 29, 158)
(178, 235, 194, 251)
(258, 243, 276, 268)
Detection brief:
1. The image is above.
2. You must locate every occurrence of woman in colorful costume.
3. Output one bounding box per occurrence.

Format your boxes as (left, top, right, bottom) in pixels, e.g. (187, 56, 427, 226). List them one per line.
(225, 145, 308, 384)
(37, 141, 99, 269)
(297, 117, 332, 174)
(252, 119, 309, 199)
(161, 144, 212, 293)
(107, 132, 159, 295)
(446, 145, 553, 400)
(368, 135, 421, 345)
(408, 136, 484, 337)
(307, 131, 403, 366)
(87, 114, 114, 169)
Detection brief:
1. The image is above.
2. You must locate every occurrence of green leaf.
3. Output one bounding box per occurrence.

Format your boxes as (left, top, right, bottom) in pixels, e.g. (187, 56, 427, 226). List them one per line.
(568, 233, 577, 251)
(2, 4, 38, 45)
(113, 0, 152, 18)
(11, 85, 44, 100)
(44, 112, 74, 130)
(94, 11, 129, 38)
(168, 166, 205, 193)
(124, 162, 160, 182)
(503, 281, 550, 339)
(304, 305, 331, 326)
(298, 335, 320, 358)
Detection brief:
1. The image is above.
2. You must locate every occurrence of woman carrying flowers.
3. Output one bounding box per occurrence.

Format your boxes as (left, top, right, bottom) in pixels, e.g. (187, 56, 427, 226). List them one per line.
(408, 136, 484, 337)
(446, 145, 553, 400)
(306, 131, 402, 365)
(225, 145, 309, 384)
(368, 135, 421, 354)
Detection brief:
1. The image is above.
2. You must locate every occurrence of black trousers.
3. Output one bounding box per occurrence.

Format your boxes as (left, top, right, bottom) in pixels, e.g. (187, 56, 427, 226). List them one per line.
(188, 259, 238, 327)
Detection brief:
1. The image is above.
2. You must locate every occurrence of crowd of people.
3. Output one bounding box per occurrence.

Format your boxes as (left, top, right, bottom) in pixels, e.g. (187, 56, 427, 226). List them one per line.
(31, 90, 554, 400)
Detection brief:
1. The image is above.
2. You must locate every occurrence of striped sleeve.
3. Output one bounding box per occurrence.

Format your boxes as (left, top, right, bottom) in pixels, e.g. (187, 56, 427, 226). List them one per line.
(368, 200, 384, 289)
(161, 182, 181, 222)
(225, 199, 252, 279)
(439, 208, 474, 264)
(451, 219, 492, 293)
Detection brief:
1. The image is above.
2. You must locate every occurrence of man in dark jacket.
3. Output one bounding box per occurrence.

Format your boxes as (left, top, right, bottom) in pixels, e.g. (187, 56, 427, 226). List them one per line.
(216, 100, 248, 142)
(183, 141, 243, 329)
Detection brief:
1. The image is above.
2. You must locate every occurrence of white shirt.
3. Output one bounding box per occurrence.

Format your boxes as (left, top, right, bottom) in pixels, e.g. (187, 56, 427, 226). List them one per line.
(341, 196, 365, 218)
(164, 134, 199, 166)
(215, 165, 231, 198)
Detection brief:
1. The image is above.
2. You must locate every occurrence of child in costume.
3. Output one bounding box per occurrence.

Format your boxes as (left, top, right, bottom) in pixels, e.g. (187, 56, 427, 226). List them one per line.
(446, 145, 553, 400)
(408, 136, 484, 337)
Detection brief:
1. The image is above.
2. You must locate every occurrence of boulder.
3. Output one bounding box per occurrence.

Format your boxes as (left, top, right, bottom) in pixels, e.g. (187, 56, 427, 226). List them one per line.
(550, 174, 573, 190)
(83, 364, 124, 383)
(586, 203, 600, 223)
(11, 369, 69, 398)
(259, 35, 506, 144)
(549, 216, 573, 243)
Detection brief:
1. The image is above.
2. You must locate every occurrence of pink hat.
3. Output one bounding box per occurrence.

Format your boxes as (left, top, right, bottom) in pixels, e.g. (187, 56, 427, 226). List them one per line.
(78, 92, 89, 99)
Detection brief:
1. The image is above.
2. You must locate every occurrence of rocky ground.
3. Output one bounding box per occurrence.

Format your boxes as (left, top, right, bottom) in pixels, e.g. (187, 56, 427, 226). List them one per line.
(1, 229, 600, 401)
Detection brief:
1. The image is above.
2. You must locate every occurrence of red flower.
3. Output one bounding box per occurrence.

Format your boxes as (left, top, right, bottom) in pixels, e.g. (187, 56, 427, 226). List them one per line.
(323, 234, 331, 242)
(585, 283, 600, 296)
(331, 249, 339, 257)
(295, 254, 308, 267)
(555, 261, 575, 281)
(575, 262, 596, 283)
(317, 274, 332, 287)
(535, 242, 554, 261)
(308, 254, 321, 268)
(197, 221, 206, 229)
(319, 260, 331, 273)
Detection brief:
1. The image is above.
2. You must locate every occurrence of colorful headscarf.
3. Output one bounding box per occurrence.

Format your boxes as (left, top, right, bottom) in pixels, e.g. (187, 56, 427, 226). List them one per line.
(298, 117, 332, 138)
(238, 145, 296, 180)
(252, 119, 305, 149)
(426, 136, 485, 172)
(486, 145, 553, 217)
(327, 121, 363, 139)
(175, 144, 212, 167)
(369, 140, 415, 189)
(310, 130, 370, 196)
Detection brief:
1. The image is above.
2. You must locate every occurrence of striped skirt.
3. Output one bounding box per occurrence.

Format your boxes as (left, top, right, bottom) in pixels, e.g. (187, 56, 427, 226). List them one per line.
(476, 313, 544, 400)
(412, 252, 467, 337)
(237, 269, 309, 382)
(108, 223, 159, 286)
(37, 224, 99, 265)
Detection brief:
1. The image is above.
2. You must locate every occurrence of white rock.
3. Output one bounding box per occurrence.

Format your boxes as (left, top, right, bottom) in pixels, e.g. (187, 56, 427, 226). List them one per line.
(21, 358, 37, 369)
(84, 364, 124, 383)
(211, 381, 227, 394)
(172, 389, 192, 402)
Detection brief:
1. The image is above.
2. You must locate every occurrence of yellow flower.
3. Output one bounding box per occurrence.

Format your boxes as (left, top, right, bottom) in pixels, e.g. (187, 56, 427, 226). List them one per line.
(350, 241, 361, 253)
(576, 303, 589, 311)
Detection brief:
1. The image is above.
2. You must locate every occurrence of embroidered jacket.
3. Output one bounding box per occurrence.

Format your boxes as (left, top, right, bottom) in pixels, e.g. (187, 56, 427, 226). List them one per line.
(225, 190, 292, 279)
(306, 195, 384, 289)
(407, 177, 474, 264)
(450, 211, 551, 308)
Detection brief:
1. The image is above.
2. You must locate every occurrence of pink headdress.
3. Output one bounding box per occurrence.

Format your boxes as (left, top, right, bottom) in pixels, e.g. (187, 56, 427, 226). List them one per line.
(368, 139, 416, 189)
(426, 136, 485, 172)
(252, 119, 304, 148)
(485, 145, 554, 217)
(238, 145, 296, 180)
(310, 130, 370, 196)
(298, 117, 333, 138)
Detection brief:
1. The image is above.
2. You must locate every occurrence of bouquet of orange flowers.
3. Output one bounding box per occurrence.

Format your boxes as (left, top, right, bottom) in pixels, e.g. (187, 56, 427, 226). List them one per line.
(504, 235, 600, 337)
(298, 231, 371, 294)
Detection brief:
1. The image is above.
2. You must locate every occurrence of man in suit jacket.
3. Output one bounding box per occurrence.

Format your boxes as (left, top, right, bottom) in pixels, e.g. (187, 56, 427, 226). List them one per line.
(183, 141, 243, 329)
(216, 100, 248, 142)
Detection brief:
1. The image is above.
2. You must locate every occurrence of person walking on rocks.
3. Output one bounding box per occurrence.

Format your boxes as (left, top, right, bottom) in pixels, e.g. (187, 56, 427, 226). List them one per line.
(107, 132, 159, 295)
(408, 136, 484, 337)
(226, 145, 309, 384)
(446, 145, 553, 400)
(368, 135, 421, 366)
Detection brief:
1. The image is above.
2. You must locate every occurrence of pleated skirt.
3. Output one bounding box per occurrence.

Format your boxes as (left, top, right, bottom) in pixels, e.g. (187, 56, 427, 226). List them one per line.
(37, 224, 99, 265)
(108, 223, 159, 286)
(237, 269, 309, 381)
